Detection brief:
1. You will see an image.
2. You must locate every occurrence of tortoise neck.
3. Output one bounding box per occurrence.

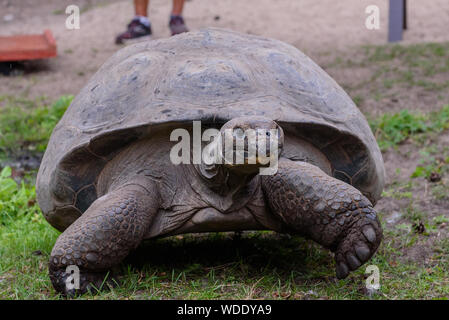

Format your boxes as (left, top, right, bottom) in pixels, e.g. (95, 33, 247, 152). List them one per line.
(195, 163, 256, 196)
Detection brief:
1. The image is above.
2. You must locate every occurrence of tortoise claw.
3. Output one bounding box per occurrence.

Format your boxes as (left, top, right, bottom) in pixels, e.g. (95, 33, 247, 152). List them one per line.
(334, 208, 382, 279)
(336, 262, 349, 279)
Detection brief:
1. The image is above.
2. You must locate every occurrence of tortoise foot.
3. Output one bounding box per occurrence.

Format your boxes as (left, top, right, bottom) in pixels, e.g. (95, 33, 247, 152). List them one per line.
(49, 266, 115, 297)
(334, 207, 382, 279)
(48, 183, 160, 295)
(262, 159, 383, 279)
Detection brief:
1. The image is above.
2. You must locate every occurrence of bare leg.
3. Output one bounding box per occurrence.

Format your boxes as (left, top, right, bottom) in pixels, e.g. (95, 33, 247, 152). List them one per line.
(49, 182, 159, 296)
(171, 0, 185, 15)
(262, 159, 382, 279)
(134, 0, 149, 16)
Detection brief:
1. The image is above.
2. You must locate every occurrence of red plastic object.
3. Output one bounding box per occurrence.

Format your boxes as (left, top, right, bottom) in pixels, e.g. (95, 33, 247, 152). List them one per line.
(0, 29, 57, 62)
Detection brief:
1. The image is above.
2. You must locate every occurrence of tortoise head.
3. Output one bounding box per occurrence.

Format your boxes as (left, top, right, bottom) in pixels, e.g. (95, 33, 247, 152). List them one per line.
(205, 116, 284, 175)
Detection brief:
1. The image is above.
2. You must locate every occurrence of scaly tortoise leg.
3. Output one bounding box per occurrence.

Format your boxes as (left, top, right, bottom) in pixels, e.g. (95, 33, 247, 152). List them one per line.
(49, 182, 159, 296)
(262, 159, 382, 279)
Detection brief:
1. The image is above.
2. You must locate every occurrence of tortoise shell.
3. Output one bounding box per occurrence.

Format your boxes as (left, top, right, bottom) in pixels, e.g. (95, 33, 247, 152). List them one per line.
(36, 28, 385, 231)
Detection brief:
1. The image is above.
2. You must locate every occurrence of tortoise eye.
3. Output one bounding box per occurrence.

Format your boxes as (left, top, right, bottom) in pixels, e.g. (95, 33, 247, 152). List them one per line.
(233, 127, 245, 139)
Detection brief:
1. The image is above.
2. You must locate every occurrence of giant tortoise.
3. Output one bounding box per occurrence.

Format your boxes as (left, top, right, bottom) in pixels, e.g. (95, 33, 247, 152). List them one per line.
(36, 28, 385, 295)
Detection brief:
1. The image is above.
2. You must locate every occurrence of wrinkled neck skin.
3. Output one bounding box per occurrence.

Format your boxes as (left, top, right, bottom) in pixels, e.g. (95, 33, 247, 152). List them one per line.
(195, 162, 258, 196)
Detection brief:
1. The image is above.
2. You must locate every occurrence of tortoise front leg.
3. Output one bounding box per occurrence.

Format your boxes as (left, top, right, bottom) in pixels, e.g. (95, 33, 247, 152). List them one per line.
(262, 159, 382, 279)
(49, 182, 159, 296)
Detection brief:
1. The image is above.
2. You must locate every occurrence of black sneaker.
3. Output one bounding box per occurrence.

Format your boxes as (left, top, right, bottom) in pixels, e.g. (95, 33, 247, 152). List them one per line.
(115, 18, 152, 44)
(169, 15, 188, 36)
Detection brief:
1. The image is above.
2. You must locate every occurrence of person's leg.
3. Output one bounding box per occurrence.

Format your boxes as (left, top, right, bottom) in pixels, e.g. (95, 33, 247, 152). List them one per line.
(169, 0, 188, 35)
(135, 0, 149, 16)
(115, 0, 152, 44)
(171, 0, 184, 15)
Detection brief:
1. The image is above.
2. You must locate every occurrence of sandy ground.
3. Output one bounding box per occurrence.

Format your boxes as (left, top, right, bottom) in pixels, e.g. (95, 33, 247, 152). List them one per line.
(1, 0, 449, 99)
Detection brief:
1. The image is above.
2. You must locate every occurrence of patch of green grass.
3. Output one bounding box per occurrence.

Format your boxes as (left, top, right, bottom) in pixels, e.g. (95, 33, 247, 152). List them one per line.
(408, 145, 449, 200)
(363, 42, 449, 78)
(1, 211, 448, 300)
(381, 180, 413, 200)
(333, 42, 449, 111)
(370, 105, 449, 150)
(0, 167, 39, 224)
(52, 9, 64, 15)
(0, 166, 60, 298)
(0, 95, 73, 158)
(403, 206, 426, 224)
(370, 109, 428, 150)
(0, 212, 59, 299)
(352, 95, 364, 107)
(433, 215, 449, 226)
(411, 152, 449, 179)
(432, 183, 449, 200)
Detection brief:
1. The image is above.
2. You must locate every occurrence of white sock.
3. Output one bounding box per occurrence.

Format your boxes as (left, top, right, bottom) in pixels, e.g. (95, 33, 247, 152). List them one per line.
(134, 15, 150, 27)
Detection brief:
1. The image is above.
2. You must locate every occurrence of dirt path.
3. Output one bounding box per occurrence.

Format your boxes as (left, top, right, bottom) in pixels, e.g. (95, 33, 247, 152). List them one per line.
(1, 0, 449, 99)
